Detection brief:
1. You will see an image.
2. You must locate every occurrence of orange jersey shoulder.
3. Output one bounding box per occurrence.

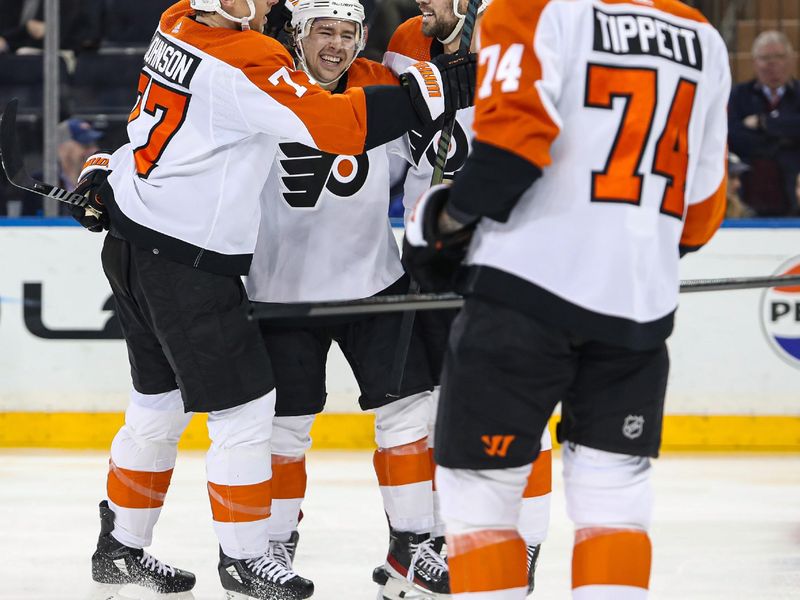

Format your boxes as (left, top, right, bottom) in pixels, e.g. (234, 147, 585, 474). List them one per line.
(596, 0, 708, 24)
(387, 16, 433, 62)
(346, 58, 400, 88)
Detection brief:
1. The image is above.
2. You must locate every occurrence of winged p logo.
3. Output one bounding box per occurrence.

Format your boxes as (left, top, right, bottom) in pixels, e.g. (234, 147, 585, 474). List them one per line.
(277, 142, 369, 208)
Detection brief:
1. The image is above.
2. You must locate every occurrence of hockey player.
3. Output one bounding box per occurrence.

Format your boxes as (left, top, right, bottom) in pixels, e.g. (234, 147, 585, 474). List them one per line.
(404, 0, 730, 598)
(71, 1, 476, 599)
(246, 0, 456, 597)
(382, 0, 552, 593)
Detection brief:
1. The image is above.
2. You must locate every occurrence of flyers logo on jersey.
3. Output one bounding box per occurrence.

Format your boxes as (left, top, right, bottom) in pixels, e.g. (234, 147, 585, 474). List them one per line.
(277, 142, 370, 208)
(761, 256, 800, 369)
(482, 435, 515, 458)
(409, 118, 469, 177)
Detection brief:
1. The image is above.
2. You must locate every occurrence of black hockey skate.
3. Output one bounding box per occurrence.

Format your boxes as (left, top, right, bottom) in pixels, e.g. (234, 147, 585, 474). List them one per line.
(269, 530, 300, 569)
(376, 530, 449, 599)
(91, 500, 196, 594)
(526, 544, 541, 595)
(218, 545, 314, 600)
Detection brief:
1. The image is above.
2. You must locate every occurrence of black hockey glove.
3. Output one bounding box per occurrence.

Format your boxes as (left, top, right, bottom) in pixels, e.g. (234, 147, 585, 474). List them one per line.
(401, 51, 477, 123)
(71, 152, 112, 232)
(402, 184, 476, 292)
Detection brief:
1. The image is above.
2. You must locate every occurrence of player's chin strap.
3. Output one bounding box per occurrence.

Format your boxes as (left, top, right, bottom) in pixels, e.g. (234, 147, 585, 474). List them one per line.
(217, 0, 256, 30)
(439, 0, 488, 46)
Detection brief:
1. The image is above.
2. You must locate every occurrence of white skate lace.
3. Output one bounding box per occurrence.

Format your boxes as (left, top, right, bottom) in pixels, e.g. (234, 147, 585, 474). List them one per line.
(139, 551, 176, 577)
(270, 539, 294, 569)
(246, 550, 295, 585)
(408, 537, 448, 582)
(526, 545, 537, 569)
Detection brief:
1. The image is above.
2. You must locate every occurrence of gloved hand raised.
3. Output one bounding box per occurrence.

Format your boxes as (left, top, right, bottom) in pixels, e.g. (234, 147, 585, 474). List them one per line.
(71, 152, 112, 232)
(401, 51, 477, 123)
(402, 183, 476, 292)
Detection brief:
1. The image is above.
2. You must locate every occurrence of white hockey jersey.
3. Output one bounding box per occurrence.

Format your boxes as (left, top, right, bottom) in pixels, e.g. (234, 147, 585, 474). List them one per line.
(449, 0, 730, 348)
(106, 1, 380, 275)
(246, 59, 405, 303)
(383, 17, 475, 212)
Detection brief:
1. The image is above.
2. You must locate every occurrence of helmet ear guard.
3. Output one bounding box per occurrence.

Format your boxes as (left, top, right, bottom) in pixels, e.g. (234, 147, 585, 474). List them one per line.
(189, 0, 257, 30)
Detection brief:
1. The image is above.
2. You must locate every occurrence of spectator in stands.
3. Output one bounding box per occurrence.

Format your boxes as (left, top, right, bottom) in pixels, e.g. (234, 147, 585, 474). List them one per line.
(726, 152, 754, 219)
(729, 30, 800, 216)
(20, 118, 102, 216)
(0, 0, 102, 54)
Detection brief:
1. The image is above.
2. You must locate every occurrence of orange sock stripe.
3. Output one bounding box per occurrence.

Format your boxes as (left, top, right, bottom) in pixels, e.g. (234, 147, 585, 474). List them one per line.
(523, 449, 552, 498)
(374, 439, 432, 487)
(207, 480, 272, 523)
(428, 448, 437, 490)
(448, 531, 528, 593)
(107, 459, 173, 509)
(271, 456, 307, 500)
(572, 529, 651, 589)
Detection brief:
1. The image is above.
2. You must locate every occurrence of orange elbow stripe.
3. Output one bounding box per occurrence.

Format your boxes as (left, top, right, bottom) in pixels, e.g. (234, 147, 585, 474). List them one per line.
(449, 531, 528, 593)
(681, 177, 726, 248)
(374, 440, 432, 487)
(271, 456, 307, 500)
(523, 449, 552, 498)
(207, 480, 272, 523)
(572, 529, 651, 589)
(107, 460, 173, 509)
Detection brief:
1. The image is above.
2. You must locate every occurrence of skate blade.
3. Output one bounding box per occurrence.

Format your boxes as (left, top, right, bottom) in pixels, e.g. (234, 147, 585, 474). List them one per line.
(88, 583, 195, 600)
(381, 576, 450, 600)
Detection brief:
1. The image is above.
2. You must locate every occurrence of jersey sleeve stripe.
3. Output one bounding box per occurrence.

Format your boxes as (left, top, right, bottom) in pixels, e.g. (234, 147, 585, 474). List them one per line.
(680, 169, 726, 249)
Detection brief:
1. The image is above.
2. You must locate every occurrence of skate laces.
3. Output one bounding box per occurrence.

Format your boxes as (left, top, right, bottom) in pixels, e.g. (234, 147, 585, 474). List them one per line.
(408, 537, 447, 581)
(139, 551, 176, 577)
(270, 539, 295, 569)
(246, 550, 295, 584)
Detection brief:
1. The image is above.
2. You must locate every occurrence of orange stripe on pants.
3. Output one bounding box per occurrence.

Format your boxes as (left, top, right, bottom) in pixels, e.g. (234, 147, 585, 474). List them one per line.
(207, 480, 272, 523)
(107, 459, 173, 509)
(271, 455, 307, 500)
(428, 448, 437, 490)
(572, 528, 651, 589)
(523, 449, 552, 498)
(448, 530, 528, 593)
(374, 438, 432, 487)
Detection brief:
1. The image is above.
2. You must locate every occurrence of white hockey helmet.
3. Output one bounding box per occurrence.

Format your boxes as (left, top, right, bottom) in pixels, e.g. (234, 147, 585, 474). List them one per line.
(290, 0, 366, 85)
(189, 0, 257, 31)
(440, 0, 491, 45)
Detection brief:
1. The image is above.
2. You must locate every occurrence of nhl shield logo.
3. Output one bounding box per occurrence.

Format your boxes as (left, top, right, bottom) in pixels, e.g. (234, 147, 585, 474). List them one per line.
(622, 415, 645, 440)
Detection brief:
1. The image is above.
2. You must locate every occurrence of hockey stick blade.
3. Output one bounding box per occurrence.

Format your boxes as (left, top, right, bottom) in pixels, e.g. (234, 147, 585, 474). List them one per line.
(0, 99, 101, 217)
(250, 274, 800, 320)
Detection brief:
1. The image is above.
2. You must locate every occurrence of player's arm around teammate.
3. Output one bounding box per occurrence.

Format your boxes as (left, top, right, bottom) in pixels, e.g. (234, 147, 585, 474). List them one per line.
(74, 1, 478, 599)
(404, 0, 730, 598)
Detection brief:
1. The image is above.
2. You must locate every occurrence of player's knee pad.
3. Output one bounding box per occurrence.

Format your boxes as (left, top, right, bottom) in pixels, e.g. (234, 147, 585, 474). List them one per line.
(271, 415, 315, 456)
(562, 443, 653, 530)
(436, 465, 530, 532)
(206, 391, 274, 484)
(111, 389, 192, 471)
(374, 390, 432, 448)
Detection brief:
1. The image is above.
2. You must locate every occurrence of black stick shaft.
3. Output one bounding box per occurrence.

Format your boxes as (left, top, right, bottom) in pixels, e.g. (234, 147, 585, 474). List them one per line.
(250, 274, 800, 320)
(387, 0, 483, 398)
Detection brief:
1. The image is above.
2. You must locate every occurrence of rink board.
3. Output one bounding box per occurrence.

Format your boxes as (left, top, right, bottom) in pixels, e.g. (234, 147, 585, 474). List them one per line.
(1, 220, 799, 450)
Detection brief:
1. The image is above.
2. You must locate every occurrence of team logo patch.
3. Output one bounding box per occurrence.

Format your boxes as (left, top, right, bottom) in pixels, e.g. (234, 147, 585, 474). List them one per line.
(481, 434, 515, 457)
(760, 256, 800, 369)
(409, 117, 469, 177)
(622, 415, 644, 440)
(277, 142, 369, 208)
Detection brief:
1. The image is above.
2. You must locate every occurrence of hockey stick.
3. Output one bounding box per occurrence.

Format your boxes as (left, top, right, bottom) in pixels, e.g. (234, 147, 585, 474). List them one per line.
(250, 273, 800, 320)
(386, 0, 483, 398)
(0, 99, 102, 218)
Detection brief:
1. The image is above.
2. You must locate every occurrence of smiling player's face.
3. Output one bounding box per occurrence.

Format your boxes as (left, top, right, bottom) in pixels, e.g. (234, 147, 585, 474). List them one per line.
(301, 19, 359, 84)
